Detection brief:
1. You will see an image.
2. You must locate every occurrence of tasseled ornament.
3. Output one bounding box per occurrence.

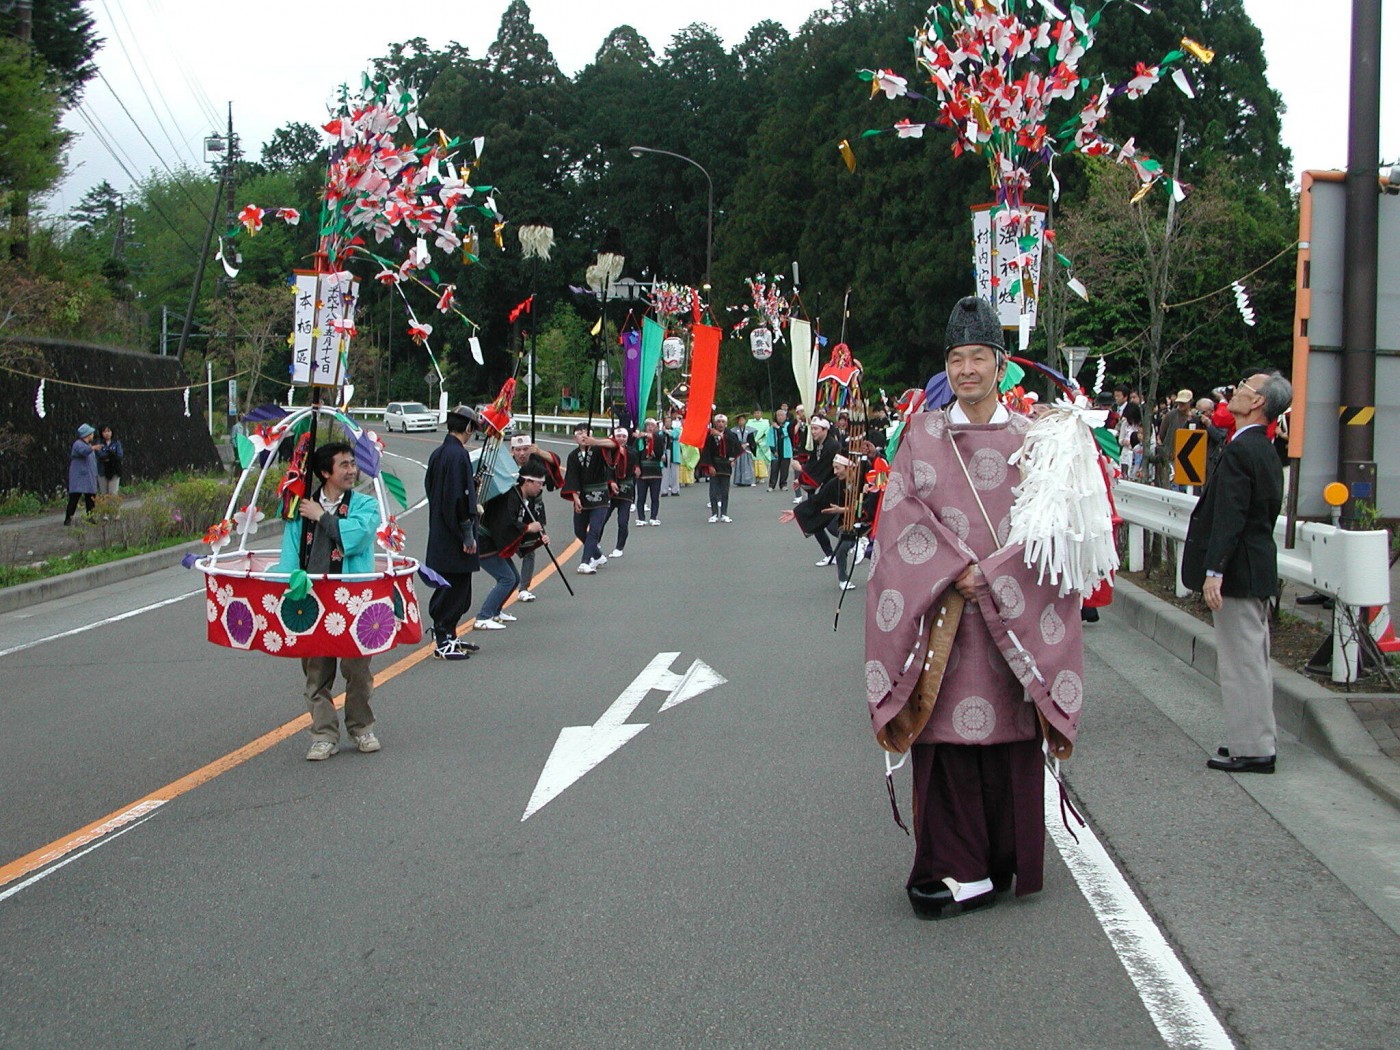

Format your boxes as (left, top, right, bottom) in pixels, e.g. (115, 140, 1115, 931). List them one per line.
(518, 224, 554, 261)
(1006, 403, 1119, 597)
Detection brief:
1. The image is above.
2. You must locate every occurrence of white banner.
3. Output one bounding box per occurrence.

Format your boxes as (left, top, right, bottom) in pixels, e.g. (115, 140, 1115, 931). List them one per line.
(291, 271, 360, 387)
(971, 204, 1046, 333)
(290, 272, 318, 385)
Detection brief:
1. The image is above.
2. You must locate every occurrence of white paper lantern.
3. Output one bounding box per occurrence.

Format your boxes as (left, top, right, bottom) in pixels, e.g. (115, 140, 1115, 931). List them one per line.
(662, 336, 685, 369)
(750, 326, 774, 361)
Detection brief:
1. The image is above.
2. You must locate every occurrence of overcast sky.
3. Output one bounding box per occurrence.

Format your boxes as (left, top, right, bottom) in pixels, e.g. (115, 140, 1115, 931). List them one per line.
(45, 0, 1399, 219)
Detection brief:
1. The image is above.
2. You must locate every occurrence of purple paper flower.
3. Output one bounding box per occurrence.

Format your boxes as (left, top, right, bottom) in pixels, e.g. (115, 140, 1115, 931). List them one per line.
(353, 600, 397, 652)
(224, 599, 256, 647)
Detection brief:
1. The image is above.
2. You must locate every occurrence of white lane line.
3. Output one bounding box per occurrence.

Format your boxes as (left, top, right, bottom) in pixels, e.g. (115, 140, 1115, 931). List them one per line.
(1046, 770, 1235, 1049)
(0, 590, 204, 658)
(0, 803, 164, 904)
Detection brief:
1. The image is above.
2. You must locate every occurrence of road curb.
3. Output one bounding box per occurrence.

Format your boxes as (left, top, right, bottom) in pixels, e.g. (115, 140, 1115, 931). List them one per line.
(0, 523, 286, 616)
(1112, 576, 1400, 811)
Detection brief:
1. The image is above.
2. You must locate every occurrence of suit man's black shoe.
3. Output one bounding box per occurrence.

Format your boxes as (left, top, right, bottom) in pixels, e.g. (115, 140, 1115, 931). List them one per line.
(908, 882, 998, 921)
(1207, 754, 1276, 774)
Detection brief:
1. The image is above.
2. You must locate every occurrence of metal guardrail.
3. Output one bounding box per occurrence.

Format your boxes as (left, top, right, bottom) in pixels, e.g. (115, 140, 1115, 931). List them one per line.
(1114, 479, 1391, 682)
(290, 408, 616, 434)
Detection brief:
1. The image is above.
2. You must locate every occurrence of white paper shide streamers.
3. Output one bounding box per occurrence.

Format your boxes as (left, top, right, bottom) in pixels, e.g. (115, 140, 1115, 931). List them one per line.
(1006, 404, 1118, 597)
(35, 378, 46, 418)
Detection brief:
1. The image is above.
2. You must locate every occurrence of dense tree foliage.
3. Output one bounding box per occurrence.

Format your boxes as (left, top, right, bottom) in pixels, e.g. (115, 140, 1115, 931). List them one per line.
(24, 0, 1297, 414)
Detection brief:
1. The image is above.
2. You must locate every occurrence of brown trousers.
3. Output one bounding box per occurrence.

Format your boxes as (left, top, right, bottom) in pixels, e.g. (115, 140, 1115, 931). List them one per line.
(301, 656, 374, 743)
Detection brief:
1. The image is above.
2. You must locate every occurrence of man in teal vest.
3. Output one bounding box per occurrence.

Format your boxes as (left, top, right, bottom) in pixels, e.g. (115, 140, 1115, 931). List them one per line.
(278, 442, 382, 761)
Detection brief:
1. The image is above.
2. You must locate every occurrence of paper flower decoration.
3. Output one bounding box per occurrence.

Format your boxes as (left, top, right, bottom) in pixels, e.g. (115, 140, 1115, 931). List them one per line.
(408, 321, 433, 344)
(204, 519, 234, 552)
(853, 3, 1213, 210)
(233, 504, 265, 536)
(377, 517, 407, 553)
(237, 205, 264, 234)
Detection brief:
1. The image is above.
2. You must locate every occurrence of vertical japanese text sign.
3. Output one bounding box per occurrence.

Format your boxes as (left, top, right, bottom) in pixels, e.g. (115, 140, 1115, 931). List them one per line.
(970, 204, 1047, 332)
(291, 270, 360, 388)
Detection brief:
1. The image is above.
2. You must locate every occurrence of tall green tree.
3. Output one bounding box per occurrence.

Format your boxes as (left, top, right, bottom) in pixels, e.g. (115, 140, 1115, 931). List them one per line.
(0, 37, 68, 195)
(0, 0, 99, 105)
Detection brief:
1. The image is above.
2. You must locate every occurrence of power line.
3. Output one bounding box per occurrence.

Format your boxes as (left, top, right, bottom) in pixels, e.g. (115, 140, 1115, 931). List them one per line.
(98, 0, 204, 171)
(72, 104, 207, 259)
(95, 69, 215, 218)
(143, 0, 222, 129)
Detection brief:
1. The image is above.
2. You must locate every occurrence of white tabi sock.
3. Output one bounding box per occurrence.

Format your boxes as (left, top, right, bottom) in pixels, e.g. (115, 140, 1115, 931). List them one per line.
(941, 876, 994, 902)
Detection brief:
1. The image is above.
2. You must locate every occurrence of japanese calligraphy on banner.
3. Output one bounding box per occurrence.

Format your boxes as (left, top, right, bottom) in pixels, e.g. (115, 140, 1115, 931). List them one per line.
(291, 270, 360, 387)
(970, 204, 1046, 333)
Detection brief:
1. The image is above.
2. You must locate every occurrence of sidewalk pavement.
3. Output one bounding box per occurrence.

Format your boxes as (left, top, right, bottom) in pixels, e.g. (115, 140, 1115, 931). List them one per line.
(1112, 569, 1400, 811)
(0, 504, 281, 615)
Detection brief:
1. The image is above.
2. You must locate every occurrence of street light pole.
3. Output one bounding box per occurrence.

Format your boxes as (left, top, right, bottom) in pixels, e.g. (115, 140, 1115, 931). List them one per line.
(628, 146, 713, 289)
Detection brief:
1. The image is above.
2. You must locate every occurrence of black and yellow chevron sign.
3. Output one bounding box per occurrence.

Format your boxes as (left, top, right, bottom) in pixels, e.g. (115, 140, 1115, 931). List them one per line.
(1174, 429, 1207, 486)
(1339, 406, 1375, 426)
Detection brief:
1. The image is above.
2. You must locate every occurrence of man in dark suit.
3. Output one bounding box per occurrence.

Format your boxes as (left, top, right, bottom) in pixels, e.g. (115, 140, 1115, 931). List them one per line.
(1182, 370, 1293, 774)
(424, 405, 481, 660)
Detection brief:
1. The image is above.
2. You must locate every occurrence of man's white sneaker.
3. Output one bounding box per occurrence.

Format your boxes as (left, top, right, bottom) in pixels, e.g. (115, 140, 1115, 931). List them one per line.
(517, 590, 537, 602)
(577, 562, 596, 574)
(838, 580, 858, 591)
(855, 537, 870, 564)
(649, 519, 660, 526)
(635, 519, 647, 526)
(609, 548, 624, 558)
(816, 555, 834, 566)
(720, 515, 733, 523)
(474, 617, 506, 629)
(495, 611, 518, 622)
(708, 515, 719, 523)
(354, 730, 382, 753)
(593, 555, 608, 567)
(306, 740, 338, 761)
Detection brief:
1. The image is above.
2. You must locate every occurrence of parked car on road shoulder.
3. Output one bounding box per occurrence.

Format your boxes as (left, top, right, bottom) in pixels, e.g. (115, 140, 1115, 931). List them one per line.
(384, 401, 439, 432)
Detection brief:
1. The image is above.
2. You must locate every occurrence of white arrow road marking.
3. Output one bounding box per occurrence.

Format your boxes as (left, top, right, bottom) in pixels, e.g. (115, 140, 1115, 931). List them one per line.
(522, 652, 726, 820)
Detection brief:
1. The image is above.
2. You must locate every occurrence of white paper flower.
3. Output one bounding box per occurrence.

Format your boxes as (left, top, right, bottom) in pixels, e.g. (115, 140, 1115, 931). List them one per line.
(206, 599, 218, 622)
(324, 612, 347, 636)
(335, 586, 351, 605)
(263, 631, 283, 653)
(261, 594, 280, 613)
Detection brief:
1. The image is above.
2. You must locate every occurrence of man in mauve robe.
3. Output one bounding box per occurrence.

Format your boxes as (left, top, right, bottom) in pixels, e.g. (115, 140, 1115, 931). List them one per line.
(865, 296, 1086, 920)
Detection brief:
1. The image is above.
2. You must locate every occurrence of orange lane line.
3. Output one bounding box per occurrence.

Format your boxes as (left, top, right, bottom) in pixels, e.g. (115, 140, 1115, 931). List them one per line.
(0, 538, 582, 891)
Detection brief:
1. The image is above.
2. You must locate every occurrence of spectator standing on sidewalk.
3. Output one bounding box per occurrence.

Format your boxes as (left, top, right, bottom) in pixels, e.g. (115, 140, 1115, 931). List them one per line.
(95, 425, 124, 497)
(768, 407, 794, 493)
(64, 424, 99, 525)
(1183, 370, 1292, 775)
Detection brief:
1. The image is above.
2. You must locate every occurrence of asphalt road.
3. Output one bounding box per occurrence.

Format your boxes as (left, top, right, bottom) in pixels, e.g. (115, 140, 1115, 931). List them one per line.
(1, 431, 1397, 1049)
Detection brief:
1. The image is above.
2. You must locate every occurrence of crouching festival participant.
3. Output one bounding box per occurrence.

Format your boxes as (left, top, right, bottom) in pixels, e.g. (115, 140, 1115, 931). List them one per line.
(864, 296, 1114, 920)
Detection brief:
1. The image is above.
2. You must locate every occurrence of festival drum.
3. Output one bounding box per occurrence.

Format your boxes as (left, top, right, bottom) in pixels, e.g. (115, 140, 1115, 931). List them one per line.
(195, 404, 422, 658)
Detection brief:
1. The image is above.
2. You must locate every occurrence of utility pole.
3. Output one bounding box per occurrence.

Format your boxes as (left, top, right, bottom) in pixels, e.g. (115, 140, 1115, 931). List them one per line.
(1338, 0, 1381, 526)
(177, 105, 234, 358)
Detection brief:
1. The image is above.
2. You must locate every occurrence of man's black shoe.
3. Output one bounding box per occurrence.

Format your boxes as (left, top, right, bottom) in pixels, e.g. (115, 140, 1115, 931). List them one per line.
(907, 882, 998, 921)
(1207, 754, 1275, 774)
(1296, 592, 1329, 606)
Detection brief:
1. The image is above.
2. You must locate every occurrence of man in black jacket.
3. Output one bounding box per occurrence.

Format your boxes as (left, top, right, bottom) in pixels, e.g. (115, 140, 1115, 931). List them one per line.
(1182, 370, 1292, 774)
(424, 406, 481, 660)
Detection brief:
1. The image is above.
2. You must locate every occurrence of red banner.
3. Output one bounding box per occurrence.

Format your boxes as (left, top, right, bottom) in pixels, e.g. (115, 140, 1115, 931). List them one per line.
(681, 324, 722, 448)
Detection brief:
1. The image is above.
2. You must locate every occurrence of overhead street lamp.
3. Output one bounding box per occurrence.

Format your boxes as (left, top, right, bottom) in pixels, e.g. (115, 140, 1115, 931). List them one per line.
(628, 146, 713, 289)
